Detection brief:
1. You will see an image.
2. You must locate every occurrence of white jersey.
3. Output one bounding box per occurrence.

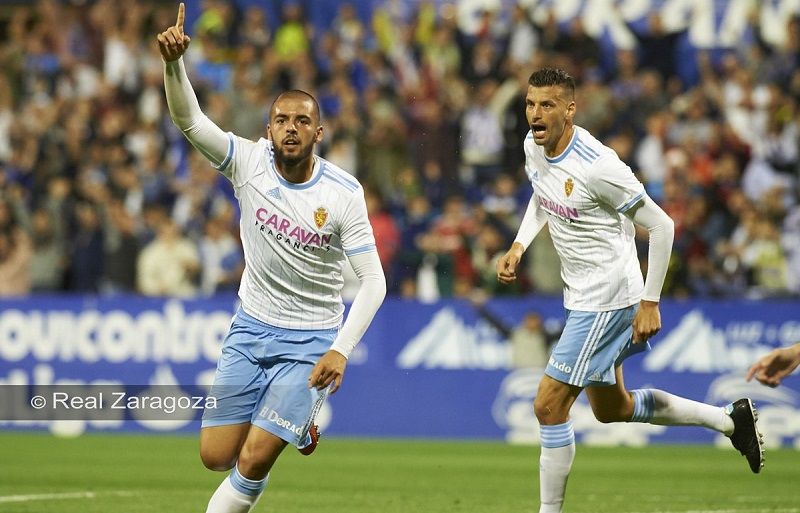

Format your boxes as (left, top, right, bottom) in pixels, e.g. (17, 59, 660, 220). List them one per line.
(217, 134, 376, 329)
(524, 126, 646, 311)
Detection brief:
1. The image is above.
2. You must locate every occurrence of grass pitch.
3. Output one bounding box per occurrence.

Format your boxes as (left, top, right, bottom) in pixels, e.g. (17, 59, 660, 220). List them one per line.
(0, 433, 797, 513)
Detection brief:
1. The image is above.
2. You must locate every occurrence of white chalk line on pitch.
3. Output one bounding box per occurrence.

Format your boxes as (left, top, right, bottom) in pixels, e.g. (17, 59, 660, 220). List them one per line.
(626, 509, 800, 513)
(0, 490, 136, 503)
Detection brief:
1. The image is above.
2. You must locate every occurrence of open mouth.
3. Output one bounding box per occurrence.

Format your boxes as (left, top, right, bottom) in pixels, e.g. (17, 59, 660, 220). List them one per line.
(531, 124, 546, 139)
(284, 139, 300, 147)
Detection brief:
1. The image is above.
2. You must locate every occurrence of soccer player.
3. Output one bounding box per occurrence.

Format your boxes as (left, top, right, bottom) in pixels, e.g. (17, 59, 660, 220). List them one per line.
(158, 5, 386, 513)
(747, 342, 800, 387)
(496, 68, 763, 513)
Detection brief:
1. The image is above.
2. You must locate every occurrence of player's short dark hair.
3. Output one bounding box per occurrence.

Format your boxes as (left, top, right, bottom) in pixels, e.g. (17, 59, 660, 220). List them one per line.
(271, 90, 322, 123)
(528, 68, 575, 99)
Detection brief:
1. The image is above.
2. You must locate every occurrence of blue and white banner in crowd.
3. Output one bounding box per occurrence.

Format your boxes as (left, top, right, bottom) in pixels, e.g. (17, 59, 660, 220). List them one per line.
(0, 295, 798, 447)
(201, 0, 800, 87)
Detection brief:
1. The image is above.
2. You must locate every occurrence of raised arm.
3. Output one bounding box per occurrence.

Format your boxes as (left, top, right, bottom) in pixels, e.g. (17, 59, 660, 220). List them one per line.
(157, 3, 230, 169)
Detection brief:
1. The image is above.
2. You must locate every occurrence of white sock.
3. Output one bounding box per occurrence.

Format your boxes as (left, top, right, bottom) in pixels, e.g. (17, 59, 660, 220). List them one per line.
(630, 389, 734, 435)
(539, 421, 576, 513)
(205, 465, 267, 513)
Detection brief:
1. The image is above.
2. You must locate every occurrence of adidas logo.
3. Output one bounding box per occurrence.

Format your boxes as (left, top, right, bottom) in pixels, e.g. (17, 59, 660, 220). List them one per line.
(267, 187, 281, 200)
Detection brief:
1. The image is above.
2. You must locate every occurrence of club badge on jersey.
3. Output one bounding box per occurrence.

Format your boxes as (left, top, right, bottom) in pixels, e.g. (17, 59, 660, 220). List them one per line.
(565, 178, 574, 197)
(314, 207, 328, 229)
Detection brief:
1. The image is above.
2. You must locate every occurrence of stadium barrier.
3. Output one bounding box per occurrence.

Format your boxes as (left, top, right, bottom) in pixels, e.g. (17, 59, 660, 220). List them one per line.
(1, 295, 798, 447)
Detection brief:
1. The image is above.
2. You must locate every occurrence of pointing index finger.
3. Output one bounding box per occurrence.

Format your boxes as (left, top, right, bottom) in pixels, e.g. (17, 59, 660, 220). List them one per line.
(176, 2, 185, 31)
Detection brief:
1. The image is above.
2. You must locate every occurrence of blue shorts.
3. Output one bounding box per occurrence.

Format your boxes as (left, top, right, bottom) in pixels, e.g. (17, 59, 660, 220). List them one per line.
(201, 308, 336, 447)
(545, 305, 650, 388)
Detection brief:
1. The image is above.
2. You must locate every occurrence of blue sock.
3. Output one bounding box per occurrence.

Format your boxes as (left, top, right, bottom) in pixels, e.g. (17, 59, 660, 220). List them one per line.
(229, 465, 268, 497)
(539, 420, 575, 448)
(630, 389, 655, 423)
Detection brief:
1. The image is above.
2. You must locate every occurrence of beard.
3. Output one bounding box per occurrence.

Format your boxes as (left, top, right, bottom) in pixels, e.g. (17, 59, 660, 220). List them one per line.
(274, 142, 314, 166)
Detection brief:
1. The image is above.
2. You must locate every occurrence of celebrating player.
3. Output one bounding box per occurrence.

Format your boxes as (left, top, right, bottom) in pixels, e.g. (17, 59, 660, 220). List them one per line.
(496, 68, 764, 513)
(158, 4, 386, 513)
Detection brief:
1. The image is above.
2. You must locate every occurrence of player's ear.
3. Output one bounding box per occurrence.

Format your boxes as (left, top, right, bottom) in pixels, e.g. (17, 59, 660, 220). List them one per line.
(566, 100, 576, 122)
(266, 125, 272, 141)
(314, 125, 323, 143)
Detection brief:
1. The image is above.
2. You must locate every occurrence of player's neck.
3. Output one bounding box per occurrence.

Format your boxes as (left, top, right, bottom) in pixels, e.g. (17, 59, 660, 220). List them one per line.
(276, 156, 315, 184)
(545, 124, 575, 158)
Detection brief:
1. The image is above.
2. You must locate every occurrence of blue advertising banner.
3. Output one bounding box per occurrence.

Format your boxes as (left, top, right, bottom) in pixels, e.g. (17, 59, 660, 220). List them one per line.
(0, 295, 798, 447)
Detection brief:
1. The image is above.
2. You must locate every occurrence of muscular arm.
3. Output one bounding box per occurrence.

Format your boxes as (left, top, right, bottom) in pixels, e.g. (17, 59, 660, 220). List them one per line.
(624, 195, 675, 302)
(163, 58, 230, 168)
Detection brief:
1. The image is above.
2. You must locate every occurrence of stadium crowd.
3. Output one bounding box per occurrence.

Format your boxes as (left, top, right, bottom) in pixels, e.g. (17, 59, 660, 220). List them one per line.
(0, 0, 798, 300)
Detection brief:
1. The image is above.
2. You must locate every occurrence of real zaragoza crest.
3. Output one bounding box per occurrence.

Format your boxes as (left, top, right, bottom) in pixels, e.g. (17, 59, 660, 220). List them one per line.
(564, 177, 574, 197)
(314, 207, 328, 229)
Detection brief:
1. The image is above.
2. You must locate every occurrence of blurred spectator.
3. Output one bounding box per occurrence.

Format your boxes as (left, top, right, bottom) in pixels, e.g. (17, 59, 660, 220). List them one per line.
(28, 207, 65, 291)
(635, 112, 670, 200)
(0, 228, 31, 296)
(365, 189, 400, 283)
(332, 3, 366, 64)
(553, 18, 600, 75)
(0, 198, 31, 296)
(471, 221, 510, 295)
(459, 78, 518, 192)
(137, 219, 200, 297)
(198, 215, 242, 296)
(482, 174, 520, 232)
(418, 195, 477, 297)
(506, 5, 539, 69)
(394, 195, 434, 295)
(525, 228, 563, 295)
(627, 12, 685, 84)
(240, 6, 271, 50)
(102, 201, 140, 294)
(510, 312, 550, 369)
(742, 216, 789, 295)
(273, 3, 311, 64)
(69, 201, 104, 292)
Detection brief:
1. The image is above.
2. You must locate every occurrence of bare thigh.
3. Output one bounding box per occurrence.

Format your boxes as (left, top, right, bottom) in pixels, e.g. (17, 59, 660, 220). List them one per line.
(199, 423, 251, 471)
(584, 365, 635, 423)
(199, 422, 288, 480)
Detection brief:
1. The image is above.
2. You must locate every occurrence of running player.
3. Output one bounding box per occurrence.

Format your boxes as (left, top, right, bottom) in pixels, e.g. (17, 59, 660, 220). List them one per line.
(496, 68, 764, 513)
(158, 5, 386, 512)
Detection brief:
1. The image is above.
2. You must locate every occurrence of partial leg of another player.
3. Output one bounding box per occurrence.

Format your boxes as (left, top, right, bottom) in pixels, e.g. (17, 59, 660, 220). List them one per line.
(534, 375, 582, 513)
(201, 424, 288, 513)
(585, 365, 764, 473)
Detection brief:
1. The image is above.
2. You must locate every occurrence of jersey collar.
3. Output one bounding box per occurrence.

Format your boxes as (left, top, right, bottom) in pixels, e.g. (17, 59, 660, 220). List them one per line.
(271, 152, 324, 190)
(544, 128, 578, 164)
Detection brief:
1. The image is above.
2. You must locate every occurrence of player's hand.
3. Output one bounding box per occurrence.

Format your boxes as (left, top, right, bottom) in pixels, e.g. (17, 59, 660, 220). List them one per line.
(497, 242, 525, 285)
(632, 300, 661, 344)
(308, 350, 347, 394)
(746, 344, 800, 387)
(157, 2, 191, 62)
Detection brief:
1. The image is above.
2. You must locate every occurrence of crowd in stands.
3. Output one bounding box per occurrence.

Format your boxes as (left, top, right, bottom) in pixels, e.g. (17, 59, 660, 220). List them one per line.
(0, 0, 798, 300)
